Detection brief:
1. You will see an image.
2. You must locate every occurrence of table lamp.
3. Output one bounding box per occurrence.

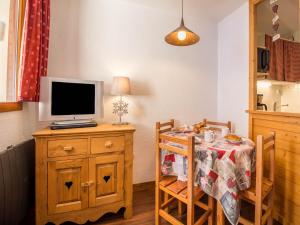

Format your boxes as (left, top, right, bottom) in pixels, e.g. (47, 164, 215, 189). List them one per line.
(111, 76, 131, 125)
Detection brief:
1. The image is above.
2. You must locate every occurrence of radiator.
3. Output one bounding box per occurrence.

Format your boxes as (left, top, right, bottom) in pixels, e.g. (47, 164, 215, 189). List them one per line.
(0, 139, 35, 225)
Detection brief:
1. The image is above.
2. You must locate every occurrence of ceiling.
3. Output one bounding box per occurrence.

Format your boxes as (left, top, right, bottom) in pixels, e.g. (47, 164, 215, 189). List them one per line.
(128, 0, 248, 22)
(190, 0, 248, 21)
(183, 0, 247, 21)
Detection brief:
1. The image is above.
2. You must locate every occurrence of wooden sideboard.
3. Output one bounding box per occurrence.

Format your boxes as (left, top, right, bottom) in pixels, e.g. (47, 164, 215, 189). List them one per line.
(33, 124, 135, 225)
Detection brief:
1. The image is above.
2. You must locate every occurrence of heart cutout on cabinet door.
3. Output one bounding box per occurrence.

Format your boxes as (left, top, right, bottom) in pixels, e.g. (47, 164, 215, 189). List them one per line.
(103, 176, 111, 183)
(65, 181, 73, 189)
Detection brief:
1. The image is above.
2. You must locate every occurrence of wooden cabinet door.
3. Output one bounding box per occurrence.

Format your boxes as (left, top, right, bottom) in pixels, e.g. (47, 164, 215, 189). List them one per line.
(48, 159, 89, 214)
(89, 154, 124, 207)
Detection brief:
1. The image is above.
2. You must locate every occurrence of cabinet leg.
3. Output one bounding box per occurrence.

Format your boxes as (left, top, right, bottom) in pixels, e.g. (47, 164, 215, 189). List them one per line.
(124, 205, 133, 219)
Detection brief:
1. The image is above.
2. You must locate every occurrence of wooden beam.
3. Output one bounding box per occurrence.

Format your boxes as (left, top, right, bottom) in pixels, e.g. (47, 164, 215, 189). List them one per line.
(161, 196, 176, 209)
(0, 102, 22, 113)
(159, 209, 184, 225)
(194, 210, 211, 225)
(159, 143, 187, 156)
(159, 134, 189, 145)
(239, 216, 255, 225)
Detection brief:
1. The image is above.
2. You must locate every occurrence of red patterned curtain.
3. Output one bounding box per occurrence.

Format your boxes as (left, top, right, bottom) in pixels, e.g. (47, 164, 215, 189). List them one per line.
(284, 41, 300, 82)
(18, 0, 50, 102)
(266, 35, 300, 82)
(265, 35, 284, 81)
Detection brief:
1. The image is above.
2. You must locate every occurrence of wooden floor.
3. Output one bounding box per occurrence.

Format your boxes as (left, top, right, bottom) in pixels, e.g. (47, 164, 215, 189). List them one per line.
(24, 185, 282, 225)
(61, 187, 156, 225)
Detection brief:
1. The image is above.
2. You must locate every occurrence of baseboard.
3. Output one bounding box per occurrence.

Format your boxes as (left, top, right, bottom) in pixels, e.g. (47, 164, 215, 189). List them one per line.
(133, 181, 155, 192)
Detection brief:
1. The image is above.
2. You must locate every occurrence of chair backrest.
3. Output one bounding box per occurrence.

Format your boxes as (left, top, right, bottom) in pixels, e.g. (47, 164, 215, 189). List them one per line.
(155, 119, 195, 202)
(156, 119, 175, 134)
(255, 132, 276, 199)
(202, 119, 232, 132)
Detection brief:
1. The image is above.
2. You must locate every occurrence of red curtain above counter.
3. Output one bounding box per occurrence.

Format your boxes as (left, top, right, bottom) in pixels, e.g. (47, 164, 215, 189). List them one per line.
(265, 35, 300, 82)
(265, 35, 284, 81)
(284, 40, 300, 82)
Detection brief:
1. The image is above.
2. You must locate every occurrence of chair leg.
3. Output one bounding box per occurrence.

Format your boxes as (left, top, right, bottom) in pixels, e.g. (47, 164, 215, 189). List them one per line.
(255, 200, 262, 225)
(217, 202, 225, 225)
(267, 216, 273, 225)
(178, 201, 184, 217)
(187, 202, 194, 225)
(267, 192, 274, 225)
(208, 196, 214, 225)
(164, 192, 169, 213)
(155, 185, 161, 225)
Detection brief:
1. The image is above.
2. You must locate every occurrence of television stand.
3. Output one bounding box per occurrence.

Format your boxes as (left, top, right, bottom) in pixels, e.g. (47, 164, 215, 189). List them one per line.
(50, 120, 97, 130)
(33, 124, 135, 225)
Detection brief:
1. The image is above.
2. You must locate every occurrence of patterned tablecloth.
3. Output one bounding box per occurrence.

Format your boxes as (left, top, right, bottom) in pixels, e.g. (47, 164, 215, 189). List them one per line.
(161, 131, 255, 225)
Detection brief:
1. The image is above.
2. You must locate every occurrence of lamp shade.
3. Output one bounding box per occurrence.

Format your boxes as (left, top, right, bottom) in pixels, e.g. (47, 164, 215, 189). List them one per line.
(165, 19, 200, 46)
(111, 76, 131, 96)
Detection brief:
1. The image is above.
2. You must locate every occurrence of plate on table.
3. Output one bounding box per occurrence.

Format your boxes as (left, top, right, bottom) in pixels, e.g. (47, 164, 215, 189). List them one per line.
(225, 139, 243, 145)
(224, 134, 243, 144)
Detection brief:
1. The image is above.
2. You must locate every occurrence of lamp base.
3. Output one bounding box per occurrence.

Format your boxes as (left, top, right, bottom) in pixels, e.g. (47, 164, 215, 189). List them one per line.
(112, 122, 130, 125)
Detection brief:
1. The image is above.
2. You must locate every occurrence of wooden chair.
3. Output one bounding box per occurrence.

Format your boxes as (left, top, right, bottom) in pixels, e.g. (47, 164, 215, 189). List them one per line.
(202, 119, 232, 132)
(239, 132, 276, 225)
(155, 119, 214, 225)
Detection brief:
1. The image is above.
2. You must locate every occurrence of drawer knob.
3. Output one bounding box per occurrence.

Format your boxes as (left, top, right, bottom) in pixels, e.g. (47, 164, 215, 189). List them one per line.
(63, 146, 74, 151)
(104, 141, 113, 148)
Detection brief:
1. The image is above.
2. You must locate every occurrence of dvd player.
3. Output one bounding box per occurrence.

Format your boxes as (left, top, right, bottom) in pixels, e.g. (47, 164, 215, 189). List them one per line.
(50, 120, 98, 130)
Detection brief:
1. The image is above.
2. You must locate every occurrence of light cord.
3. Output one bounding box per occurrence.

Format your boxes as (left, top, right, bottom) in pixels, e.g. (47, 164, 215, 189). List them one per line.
(181, 0, 184, 19)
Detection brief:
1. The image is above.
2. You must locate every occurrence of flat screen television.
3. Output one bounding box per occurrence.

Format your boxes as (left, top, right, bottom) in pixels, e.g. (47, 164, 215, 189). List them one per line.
(39, 77, 103, 121)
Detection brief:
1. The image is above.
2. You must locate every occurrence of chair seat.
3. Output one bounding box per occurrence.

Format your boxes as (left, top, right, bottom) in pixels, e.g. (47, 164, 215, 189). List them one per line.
(159, 176, 204, 203)
(241, 177, 273, 202)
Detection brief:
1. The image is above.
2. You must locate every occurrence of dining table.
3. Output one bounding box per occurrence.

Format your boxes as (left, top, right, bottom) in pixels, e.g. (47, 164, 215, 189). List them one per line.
(160, 128, 255, 225)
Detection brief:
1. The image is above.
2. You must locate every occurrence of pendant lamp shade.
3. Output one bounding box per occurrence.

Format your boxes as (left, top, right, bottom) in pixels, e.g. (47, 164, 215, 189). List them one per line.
(165, 0, 200, 46)
(165, 18, 200, 46)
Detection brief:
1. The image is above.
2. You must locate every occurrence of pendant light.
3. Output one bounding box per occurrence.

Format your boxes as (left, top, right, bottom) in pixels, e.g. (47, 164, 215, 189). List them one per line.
(165, 0, 200, 46)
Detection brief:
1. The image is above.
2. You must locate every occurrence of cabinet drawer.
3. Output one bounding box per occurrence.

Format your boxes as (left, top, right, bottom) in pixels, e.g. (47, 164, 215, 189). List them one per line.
(91, 136, 125, 154)
(48, 138, 88, 158)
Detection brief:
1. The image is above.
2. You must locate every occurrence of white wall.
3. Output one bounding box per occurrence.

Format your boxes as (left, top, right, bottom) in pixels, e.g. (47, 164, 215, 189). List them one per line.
(0, 103, 36, 151)
(47, 0, 218, 183)
(217, 2, 249, 136)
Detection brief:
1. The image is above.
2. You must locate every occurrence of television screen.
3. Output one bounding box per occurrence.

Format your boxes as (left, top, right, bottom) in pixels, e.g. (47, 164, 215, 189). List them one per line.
(51, 82, 95, 115)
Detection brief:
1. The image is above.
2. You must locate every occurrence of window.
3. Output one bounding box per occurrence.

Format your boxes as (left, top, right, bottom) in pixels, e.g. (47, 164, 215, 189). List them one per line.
(0, 0, 24, 112)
